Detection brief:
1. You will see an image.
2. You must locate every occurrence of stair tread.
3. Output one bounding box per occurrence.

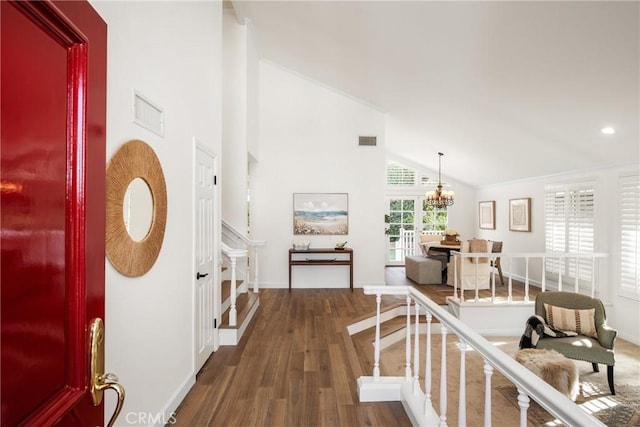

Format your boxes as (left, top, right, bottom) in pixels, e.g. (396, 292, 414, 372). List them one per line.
(220, 292, 259, 329)
(352, 317, 408, 339)
(348, 302, 405, 324)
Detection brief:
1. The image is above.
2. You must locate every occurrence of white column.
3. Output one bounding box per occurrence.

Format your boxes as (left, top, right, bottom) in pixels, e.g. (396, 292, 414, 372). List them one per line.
(507, 257, 513, 302)
(405, 295, 412, 379)
(229, 257, 238, 325)
(424, 312, 433, 416)
(413, 302, 420, 394)
(517, 388, 530, 427)
(541, 257, 547, 292)
(373, 293, 381, 379)
(574, 255, 580, 293)
(490, 256, 496, 303)
(474, 260, 480, 302)
(458, 340, 467, 427)
(439, 325, 448, 427)
(524, 257, 530, 302)
(252, 246, 259, 292)
(483, 360, 493, 427)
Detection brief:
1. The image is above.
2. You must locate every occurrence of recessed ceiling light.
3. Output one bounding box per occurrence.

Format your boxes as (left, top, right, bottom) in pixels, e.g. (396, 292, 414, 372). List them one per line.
(601, 127, 615, 135)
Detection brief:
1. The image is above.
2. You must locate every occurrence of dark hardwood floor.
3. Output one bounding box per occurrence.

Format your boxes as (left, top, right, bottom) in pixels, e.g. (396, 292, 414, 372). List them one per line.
(173, 288, 412, 426)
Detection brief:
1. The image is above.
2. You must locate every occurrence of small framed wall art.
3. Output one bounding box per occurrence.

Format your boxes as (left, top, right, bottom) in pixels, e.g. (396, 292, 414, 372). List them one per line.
(479, 200, 495, 230)
(509, 197, 531, 232)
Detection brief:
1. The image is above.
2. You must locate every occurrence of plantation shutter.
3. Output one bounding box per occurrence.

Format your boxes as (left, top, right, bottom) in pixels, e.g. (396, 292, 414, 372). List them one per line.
(545, 186, 566, 274)
(544, 181, 595, 280)
(386, 162, 416, 186)
(619, 174, 640, 300)
(567, 184, 595, 280)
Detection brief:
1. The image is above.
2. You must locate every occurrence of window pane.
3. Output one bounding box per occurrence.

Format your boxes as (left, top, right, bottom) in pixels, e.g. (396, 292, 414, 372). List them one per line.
(402, 212, 415, 224)
(389, 199, 402, 210)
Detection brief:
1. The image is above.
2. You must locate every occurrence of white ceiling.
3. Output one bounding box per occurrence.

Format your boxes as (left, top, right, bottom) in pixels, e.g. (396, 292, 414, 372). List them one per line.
(232, 1, 639, 187)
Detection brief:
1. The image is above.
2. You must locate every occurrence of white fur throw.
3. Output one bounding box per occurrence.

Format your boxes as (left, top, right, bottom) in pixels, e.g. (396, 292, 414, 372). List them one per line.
(515, 348, 579, 401)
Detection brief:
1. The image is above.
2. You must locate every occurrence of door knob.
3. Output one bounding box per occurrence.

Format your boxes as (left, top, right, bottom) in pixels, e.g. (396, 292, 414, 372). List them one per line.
(197, 272, 209, 279)
(89, 318, 125, 427)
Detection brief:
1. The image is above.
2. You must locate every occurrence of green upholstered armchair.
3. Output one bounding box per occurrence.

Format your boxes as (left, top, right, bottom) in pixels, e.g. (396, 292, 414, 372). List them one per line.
(534, 291, 617, 394)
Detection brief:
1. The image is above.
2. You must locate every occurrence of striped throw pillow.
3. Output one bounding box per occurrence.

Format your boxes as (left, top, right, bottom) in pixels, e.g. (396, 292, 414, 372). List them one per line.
(544, 303, 597, 338)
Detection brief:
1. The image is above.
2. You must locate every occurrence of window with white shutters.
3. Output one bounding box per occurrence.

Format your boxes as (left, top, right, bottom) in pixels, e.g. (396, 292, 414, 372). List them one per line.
(386, 162, 416, 186)
(619, 174, 640, 300)
(544, 181, 596, 282)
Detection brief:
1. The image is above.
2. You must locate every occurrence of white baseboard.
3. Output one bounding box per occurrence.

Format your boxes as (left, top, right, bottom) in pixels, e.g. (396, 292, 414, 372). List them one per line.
(154, 373, 195, 427)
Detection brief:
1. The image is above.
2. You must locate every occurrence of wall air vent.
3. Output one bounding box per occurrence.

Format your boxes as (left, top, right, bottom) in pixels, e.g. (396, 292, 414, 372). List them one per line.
(358, 136, 377, 146)
(133, 90, 164, 137)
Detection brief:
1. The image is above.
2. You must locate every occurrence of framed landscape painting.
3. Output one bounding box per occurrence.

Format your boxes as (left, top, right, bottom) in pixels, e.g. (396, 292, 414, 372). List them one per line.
(479, 200, 495, 230)
(509, 197, 531, 232)
(293, 193, 348, 235)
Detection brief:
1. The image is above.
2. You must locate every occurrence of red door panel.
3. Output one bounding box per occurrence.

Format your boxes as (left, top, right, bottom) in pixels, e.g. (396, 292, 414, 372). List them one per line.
(1, 1, 107, 425)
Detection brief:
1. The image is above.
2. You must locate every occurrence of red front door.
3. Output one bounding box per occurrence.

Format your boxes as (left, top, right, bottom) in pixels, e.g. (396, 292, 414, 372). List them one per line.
(1, 1, 108, 425)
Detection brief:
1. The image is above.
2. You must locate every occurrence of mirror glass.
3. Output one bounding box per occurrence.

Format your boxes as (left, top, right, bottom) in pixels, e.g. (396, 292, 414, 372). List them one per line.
(123, 178, 154, 242)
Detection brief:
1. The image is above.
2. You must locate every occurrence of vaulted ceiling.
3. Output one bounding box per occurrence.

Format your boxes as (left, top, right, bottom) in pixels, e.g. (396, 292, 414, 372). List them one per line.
(232, 1, 639, 187)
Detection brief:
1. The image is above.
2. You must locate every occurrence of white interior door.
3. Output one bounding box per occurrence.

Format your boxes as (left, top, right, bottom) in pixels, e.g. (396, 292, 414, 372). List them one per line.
(194, 144, 218, 371)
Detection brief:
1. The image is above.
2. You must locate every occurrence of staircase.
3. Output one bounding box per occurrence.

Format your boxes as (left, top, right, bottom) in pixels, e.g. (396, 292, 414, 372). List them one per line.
(219, 221, 266, 345)
(219, 277, 260, 345)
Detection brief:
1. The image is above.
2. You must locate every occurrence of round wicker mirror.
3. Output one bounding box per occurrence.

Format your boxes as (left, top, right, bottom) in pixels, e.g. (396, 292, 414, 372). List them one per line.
(106, 139, 167, 277)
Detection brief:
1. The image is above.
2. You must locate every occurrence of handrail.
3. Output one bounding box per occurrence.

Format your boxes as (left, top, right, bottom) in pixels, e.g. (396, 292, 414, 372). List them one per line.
(221, 242, 248, 258)
(221, 220, 265, 292)
(221, 219, 265, 247)
(360, 285, 605, 426)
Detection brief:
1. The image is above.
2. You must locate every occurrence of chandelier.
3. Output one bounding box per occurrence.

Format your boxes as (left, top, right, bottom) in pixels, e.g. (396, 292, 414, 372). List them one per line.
(425, 152, 454, 208)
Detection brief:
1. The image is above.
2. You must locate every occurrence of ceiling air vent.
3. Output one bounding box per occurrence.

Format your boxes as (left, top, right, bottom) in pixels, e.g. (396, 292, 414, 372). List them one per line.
(358, 136, 377, 146)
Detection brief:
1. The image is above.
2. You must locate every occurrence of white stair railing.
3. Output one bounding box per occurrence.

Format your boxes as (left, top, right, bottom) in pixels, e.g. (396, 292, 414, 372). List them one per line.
(221, 242, 247, 327)
(358, 285, 606, 427)
(448, 251, 608, 304)
(222, 219, 266, 292)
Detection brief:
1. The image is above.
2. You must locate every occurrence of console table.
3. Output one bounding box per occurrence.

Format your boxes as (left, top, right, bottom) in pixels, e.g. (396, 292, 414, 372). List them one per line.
(288, 247, 353, 292)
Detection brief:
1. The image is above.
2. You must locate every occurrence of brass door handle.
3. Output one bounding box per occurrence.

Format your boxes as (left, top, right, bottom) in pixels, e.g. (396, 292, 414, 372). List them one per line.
(89, 318, 125, 427)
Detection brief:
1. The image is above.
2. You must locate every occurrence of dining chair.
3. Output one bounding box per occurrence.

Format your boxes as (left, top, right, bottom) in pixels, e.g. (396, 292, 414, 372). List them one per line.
(489, 240, 504, 286)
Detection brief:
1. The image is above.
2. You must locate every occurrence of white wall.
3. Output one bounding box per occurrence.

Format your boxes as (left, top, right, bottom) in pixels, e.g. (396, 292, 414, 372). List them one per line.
(247, 20, 260, 163)
(222, 9, 249, 234)
(250, 62, 387, 288)
(476, 164, 640, 344)
(90, 1, 222, 425)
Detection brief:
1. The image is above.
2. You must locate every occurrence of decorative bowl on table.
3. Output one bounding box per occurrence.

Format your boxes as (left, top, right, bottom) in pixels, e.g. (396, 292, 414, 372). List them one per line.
(293, 240, 310, 250)
(335, 241, 347, 250)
